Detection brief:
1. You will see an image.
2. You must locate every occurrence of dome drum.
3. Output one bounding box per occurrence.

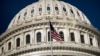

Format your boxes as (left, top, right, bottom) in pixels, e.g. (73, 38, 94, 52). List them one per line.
(0, 21, 100, 56)
(0, 20, 99, 42)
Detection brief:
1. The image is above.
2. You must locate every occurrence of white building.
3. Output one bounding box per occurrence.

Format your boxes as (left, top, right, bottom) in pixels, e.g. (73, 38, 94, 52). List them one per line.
(0, 0, 100, 56)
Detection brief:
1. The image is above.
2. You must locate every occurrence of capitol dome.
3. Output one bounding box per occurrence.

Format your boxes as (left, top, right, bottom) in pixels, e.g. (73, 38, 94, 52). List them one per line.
(0, 0, 100, 56)
(7, 0, 92, 30)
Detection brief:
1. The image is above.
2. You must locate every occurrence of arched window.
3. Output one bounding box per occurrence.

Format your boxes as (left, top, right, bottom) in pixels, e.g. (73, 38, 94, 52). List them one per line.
(8, 42, 11, 50)
(80, 34, 85, 43)
(39, 8, 42, 12)
(31, 9, 34, 14)
(89, 35, 93, 46)
(37, 32, 41, 42)
(24, 12, 27, 16)
(59, 31, 64, 41)
(90, 38, 93, 45)
(16, 38, 20, 47)
(70, 9, 73, 14)
(26, 34, 30, 44)
(70, 32, 75, 41)
(98, 42, 99, 47)
(63, 7, 66, 12)
(55, 7, 58, 11)
(18, 15, 20, 19)
(48, 31, 53, 41)
(47, 7, 50, 11)
(77, 11, 80, 16)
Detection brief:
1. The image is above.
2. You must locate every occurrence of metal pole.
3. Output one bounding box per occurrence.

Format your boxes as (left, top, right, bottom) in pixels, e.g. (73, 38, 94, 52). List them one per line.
(49, 20, 53, 56)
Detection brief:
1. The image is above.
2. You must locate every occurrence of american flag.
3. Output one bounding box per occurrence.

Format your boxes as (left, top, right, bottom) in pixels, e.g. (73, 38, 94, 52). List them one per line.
(49, 21, 62, 42)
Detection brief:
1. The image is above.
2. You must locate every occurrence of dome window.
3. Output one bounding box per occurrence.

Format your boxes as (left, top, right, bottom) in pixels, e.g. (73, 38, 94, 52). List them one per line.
(80, 34, 85, 43)
(70, 9, 74, 14)
(8, 42, 11, 50)
(39, 8, 42, 12)
(55, 7, 58, 11)
(16, 38, 20, 47)
(63, 7, 66, 12)
(24, 12, 27, 16)
(26, 34, 30, 44)
(47, 7, 50, 11)
(59, 31, 64, 41)
(70, 32, 75, 41)
(18, 15, 20, 19)
(31, 9, 34, 14)
(77, 11, 80, 16)
(37, 32, 41, 42)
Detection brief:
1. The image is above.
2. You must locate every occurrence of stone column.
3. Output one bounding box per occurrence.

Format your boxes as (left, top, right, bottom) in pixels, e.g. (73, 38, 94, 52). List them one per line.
(74, 30, 80, 43)
(64, 28, 70, 42)
(30, 32, 32, 44)
(20, 33, 24, 47)
(13, 36, 16, 49)
(93, 36, 98, 47)
(4, 42, 7, 52)
(32, 29, 35, 44)
(84, 33, 90, 45)
(42, 28, 47, 42)
(23, 33, 26, 46)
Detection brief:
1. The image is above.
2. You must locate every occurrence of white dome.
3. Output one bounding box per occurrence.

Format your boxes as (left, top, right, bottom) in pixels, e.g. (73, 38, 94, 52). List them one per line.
(0, 0, 100, 56)
(7, 0, 91, 30)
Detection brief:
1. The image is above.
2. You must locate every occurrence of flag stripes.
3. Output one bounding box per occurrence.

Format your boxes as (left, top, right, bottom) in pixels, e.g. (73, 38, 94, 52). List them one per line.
(49, 21, 62, 42)
(51, 31, 62, 41)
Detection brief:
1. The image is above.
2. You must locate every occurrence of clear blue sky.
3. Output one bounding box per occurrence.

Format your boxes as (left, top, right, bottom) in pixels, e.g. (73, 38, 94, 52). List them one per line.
(0, 0, 100, 35)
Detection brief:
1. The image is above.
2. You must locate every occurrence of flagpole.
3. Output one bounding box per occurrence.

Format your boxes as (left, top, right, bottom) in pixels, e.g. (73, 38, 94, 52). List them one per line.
(49, 20, 53, 56)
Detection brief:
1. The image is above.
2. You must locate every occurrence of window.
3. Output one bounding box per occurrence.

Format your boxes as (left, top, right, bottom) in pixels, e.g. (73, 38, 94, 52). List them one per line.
(47, 7, 50, 11)
(37, 32, 41, 42)
(98, 42, 99, 47)
(18, 15, 20, 19)
(63, 7, 66, 12)
(80, 34, 85, 43)
(31, 9, 34, 14)
(26, 34, 30, 44)
(59, 31, 64, 41)
(16, 38, 20, 47)
(89, 35, 94, 46)
(48, 31, 53, 41)
(77, 11, 80, 16)
(24, 12, 27, 16)
(8, 42, 11, 50)
(90, 38, 93, 45)
(70, 9, 73, 14)
(2, 47, 4, 53)
(70, 32, 75, 41)
(39, 8, 42, 11)
(55, 7, 58, 11)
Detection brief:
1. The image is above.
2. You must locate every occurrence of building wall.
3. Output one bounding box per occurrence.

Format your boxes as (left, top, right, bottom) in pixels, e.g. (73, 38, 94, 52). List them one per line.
(0, 23, 100, 56)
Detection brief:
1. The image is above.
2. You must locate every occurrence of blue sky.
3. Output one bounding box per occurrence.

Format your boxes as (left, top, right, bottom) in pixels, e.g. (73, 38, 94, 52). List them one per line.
(0, 0, 100, 35)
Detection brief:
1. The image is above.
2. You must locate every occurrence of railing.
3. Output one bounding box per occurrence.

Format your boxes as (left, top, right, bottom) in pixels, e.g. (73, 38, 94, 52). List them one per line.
(1, 41, 100, 56)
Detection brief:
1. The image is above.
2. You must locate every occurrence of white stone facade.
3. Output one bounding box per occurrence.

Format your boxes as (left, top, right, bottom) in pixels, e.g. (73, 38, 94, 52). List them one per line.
(0, 0, 100, 56)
